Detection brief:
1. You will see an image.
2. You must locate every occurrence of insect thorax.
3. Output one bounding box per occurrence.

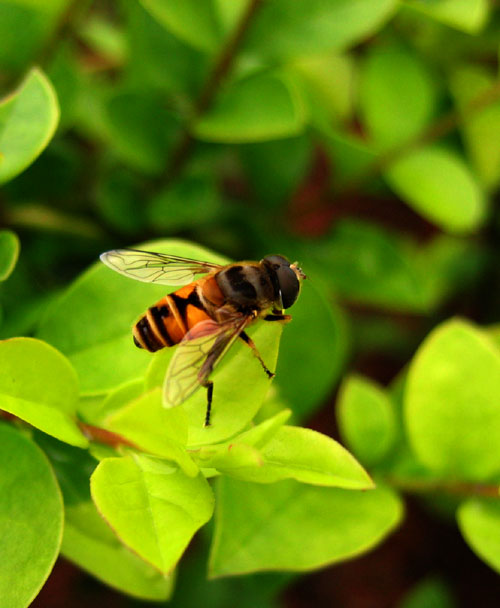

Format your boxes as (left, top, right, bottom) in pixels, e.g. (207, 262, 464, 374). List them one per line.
(215, 263, 275, 311)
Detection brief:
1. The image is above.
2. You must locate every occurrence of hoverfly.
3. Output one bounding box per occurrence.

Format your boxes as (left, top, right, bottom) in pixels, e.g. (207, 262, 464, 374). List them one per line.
(100, 249, 306, 426)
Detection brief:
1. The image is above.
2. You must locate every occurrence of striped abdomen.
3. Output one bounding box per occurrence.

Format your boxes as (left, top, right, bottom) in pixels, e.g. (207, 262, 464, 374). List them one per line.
(133, 277, 224, 352)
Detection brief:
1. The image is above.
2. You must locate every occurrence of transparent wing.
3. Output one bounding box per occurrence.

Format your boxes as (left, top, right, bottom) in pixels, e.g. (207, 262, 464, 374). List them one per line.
(100, 248, 222, 285)
(163, 316, 250, 408)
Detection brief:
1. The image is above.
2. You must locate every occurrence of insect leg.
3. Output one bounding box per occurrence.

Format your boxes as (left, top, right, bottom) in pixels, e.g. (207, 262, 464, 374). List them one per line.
(239, 331, 275, 379)
(263, 313, 292, 323)
(203, 380, 214, 427)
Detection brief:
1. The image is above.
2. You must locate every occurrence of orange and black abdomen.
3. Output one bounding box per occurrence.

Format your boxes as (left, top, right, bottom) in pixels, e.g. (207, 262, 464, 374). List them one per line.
(133, 277, 224, 352)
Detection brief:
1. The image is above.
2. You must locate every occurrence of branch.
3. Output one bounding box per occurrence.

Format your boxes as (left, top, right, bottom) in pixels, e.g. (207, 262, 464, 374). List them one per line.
(335, 78, 500, 196)
(161, 0, 264, 184)
(386, 476, 500, 499)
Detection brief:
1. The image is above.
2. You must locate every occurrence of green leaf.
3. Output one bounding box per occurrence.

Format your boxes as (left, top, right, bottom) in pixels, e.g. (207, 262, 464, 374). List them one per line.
(0, 338, 88, 447)
(399, 578, 456, 608)
(91, 454, 214, 573)
(405, 319, 500, 481)
(403, 0, 489, 34)
(36, 240, 226, 395)
(275, 279, 348, 420)
(337, 375, 397, 466)
(0, 230, 20, 281)
(291, 53, 356, 126)
(385, 146, 487, 234)
(209, 478, 403, 576)
(62, 500, 174, 600)
(316, 220, 424, 312)
(147, 174, 222, 231)
(38, 434, 174, 600)
(245, 0, 398, 60)
(0, 68, 59, 184)
(214, 425, 374, 488)
(123, 0, 203, 95)
(139, 0, 221, 52)
(0, 0, 70, 71)
(79, 379, 144, 425)
(458, 498, 500, 575)
(238, 135, 312, 207)
(105, 388, 198, 477)
(147, 319, 283, 447)
(234, 409, 292, 448)
(194, 72, 307, 143)
(359, 45, 437, 149)
(449, 65, 500, 190)
(104, 88, 178, 174)
(0, 424, 63, 608)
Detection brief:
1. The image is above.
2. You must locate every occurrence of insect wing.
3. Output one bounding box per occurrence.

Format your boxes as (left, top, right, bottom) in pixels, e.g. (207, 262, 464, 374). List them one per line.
(163, 317, 250, 408)
(100, 248, 222, 285)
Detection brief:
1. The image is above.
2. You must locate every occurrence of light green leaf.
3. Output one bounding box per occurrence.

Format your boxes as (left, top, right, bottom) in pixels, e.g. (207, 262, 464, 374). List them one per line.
(105, 388, 198, 477)
(359, 45, 437, 149)
(194, 72, 307, 143)
(385, 146, 487, 234)
(245, 0, 398, 60)
(91, 454, 214, 573)
(209, 478, 403, 576)
(62, 500, 174, 600)
(0, 424, 63, 608)
(338, 375, 396, 466)
(214, 425, 374, 488)
(405, 319, 500, 480)
(192, 442, 263, 472)
(39, 434, 174, 601)
(458, 498, 500, 575)
(403, 0, 489, 34)
(0, 230, 20, 281)
(234, 410, 292, 448)
(0, 68, 59, 184)
(139, 0, 220, 52)
(78, 379, 144, 425)
(146, 320, 283, 447)
(449, 65, 500, 190)
(0, 338, 88, 447)
(36, 240, 227, 395)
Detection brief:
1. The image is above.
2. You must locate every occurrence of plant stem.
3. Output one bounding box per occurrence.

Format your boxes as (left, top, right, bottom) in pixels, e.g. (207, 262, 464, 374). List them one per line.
(386, 476, 500, 499)
(335, 78, 500, 196)
(161, 0, 264, 184)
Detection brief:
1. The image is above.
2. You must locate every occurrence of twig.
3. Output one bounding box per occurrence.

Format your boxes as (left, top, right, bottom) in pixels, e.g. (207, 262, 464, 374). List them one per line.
(335, 78, 500, 196)
(386, 476, 500, 499)
(161, 0, 264, 184)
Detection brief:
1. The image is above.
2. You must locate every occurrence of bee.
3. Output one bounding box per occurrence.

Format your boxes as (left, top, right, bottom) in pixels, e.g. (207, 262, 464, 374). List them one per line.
(100, 249, 306, 426)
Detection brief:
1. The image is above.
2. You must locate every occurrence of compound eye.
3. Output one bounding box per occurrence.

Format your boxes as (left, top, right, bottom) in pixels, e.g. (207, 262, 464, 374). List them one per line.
(263, 254, 291, 267)
(276, 265, 300, 309)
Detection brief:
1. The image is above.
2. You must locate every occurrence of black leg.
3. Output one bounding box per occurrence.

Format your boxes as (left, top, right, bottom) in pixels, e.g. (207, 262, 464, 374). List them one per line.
(239, 331, 275, 378)
(204, 381, 214, 427)
(263, 313, 292, 323)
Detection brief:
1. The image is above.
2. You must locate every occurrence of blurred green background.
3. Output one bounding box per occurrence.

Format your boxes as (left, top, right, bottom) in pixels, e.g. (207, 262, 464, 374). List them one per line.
(1, 0, 500, 606)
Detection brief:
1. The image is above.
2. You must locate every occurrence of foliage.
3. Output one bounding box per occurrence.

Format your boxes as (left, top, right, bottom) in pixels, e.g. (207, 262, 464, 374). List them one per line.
(0, 0, 499, 606)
